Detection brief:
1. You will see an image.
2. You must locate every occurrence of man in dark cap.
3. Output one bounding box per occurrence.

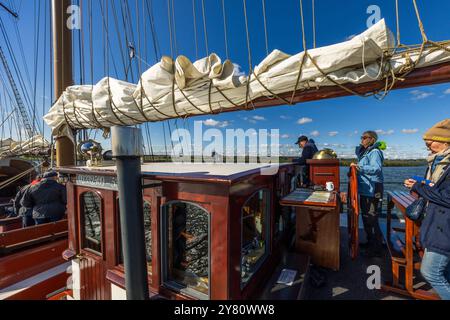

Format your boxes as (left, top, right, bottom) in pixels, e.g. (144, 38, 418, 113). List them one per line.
(21, 170, 67, 225)
(293, 135, 319, 188)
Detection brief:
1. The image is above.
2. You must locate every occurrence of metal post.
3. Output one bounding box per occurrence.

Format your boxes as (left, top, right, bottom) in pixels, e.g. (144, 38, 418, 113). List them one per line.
(111, 126, 149, 300)
(52, 0, 75, 166)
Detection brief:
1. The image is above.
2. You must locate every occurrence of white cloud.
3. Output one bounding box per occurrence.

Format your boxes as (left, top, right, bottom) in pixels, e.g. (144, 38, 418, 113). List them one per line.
(376, 129, 395, 136)
(281, 134, 290, 139)
(252, 115, 266, 121)
(203, 119, 230, 128)
(297, 117, 313, 125)
(233, 63, 246, 77)
(328, 131, 339, 137)
(410, 90, 434, 100)
(280, 115, 291, 120)
(402, 128, 419, 134)
(444, 88, 450, 95)
(310, 130, 320, 137)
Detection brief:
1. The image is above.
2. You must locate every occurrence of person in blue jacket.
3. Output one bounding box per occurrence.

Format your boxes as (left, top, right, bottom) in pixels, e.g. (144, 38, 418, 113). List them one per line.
(404, 119, 450, 300)
(351, 131, 385, 257)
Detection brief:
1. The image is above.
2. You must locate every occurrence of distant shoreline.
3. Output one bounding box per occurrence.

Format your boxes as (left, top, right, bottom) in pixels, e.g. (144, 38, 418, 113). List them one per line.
(280, 157, 427, 167)
(141, 155, 427, 167)
(333, 158, 426, 167)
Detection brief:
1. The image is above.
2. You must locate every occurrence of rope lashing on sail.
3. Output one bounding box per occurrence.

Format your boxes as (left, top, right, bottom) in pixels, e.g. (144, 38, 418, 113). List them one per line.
(286, 0, 448, 101)
(45, 1, 450, 137)
(0, 135, 49, 160)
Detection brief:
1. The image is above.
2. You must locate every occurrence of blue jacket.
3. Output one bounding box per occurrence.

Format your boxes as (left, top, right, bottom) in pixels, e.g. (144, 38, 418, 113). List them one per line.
(356, 144, 384, 197)
(412, 166, 450, 257)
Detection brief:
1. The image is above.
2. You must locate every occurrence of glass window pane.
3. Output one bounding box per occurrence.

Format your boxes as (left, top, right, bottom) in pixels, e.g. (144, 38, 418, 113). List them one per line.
(81, 192, 102, 254)
(241, 189, 269, 287)
(117, 200, 152, 274)
(143, 201, 152, 273)
(165, 202, 209, 298)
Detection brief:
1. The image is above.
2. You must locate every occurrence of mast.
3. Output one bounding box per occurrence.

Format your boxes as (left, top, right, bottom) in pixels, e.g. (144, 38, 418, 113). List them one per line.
(52, 0, 75, 166)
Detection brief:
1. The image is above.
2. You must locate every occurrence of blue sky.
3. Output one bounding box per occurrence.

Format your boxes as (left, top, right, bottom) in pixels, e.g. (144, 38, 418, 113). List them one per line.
(0, 0, 449, 158)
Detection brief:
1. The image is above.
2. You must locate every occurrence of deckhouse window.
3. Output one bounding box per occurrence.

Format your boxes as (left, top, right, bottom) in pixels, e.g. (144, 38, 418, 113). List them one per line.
(162, 202, 210, 299)
(81, 192, 102, 254)
(241, 189, 270, 287)
(117, 200, 152, 274)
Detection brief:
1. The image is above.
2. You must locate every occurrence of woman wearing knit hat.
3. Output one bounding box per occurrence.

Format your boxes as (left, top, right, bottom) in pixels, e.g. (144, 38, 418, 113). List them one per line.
(404, 119, 450, 300)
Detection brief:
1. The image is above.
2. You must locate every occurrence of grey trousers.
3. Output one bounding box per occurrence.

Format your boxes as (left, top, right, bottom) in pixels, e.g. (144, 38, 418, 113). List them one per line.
(359, 194, 384, 251)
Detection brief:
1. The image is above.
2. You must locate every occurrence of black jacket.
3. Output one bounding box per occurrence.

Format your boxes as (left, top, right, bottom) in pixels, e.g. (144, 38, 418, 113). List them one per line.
(13, 184, 32, 217)
(294, 139, 319, 165)
(412, 166, 450, 257)
(21, 179, 67, 220)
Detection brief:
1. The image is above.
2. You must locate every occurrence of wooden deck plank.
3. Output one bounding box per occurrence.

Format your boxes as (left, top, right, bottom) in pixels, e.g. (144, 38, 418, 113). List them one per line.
(258, 252, 310, 300)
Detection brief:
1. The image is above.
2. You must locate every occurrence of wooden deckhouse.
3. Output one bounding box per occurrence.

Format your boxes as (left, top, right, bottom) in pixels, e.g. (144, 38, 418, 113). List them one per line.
(59, 163, 300, 300)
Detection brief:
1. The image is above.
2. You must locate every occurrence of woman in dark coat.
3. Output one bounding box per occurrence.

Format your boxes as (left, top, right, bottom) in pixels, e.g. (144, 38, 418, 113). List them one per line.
(404, 119, 450, 300)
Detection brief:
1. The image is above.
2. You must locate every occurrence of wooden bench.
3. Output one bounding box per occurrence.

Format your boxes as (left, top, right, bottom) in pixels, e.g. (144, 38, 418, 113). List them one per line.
(382, 191, 439, 300)
(258, 251, 311, 300)
(0, 220, 68, 256)
(0, 216, 22, 233)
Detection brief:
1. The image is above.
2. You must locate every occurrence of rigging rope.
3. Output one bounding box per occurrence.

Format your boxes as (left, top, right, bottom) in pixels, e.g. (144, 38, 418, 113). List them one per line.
(395, 0, 401, 46)
(412, 0, 428, 43)
(170, 0, 178, 56)
(192, 0, 199, 60)
(110, 0, 129, 79)
(42, 0, 48, 142)
(261, 0, 269, 56)
(242, 0, 255, 111)
(201, 0, 209, 55)
(312, 0, 316, 48)
(0, 162, 42, 191)
(166, 0, 185, 158)
(146, 0, 161, 61)
(32, 0, 42, 146)
(0, 17, 39, 134)
(221, 0, 229, 59)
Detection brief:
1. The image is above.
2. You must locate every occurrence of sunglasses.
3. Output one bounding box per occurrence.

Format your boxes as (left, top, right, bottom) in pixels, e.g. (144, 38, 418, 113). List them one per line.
(360, 136, 371, 140)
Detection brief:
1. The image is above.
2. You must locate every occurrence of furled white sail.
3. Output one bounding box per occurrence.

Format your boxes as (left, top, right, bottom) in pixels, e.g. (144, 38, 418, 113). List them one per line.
(0, 135, 50, 159)
(44, 19, 450, 138)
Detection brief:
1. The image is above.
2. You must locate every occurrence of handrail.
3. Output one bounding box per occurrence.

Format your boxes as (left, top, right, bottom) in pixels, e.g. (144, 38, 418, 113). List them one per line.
(349, 166, 359, 217)
(348, 166, 359, 260)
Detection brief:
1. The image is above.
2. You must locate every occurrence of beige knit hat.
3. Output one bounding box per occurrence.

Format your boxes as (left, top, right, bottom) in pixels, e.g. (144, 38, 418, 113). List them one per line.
(423, 119, 450, 143)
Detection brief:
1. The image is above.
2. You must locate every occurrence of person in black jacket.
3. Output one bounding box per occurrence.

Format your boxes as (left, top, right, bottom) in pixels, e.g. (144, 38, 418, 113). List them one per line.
(13, 184, 34, 227)
(21, 170, 67, 225)
(292, 136, 319, 187)
(404, 119, 450, 299)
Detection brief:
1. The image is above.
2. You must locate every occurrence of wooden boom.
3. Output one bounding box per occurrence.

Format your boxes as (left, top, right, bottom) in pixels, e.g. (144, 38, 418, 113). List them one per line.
(221, 62, 450, 113)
